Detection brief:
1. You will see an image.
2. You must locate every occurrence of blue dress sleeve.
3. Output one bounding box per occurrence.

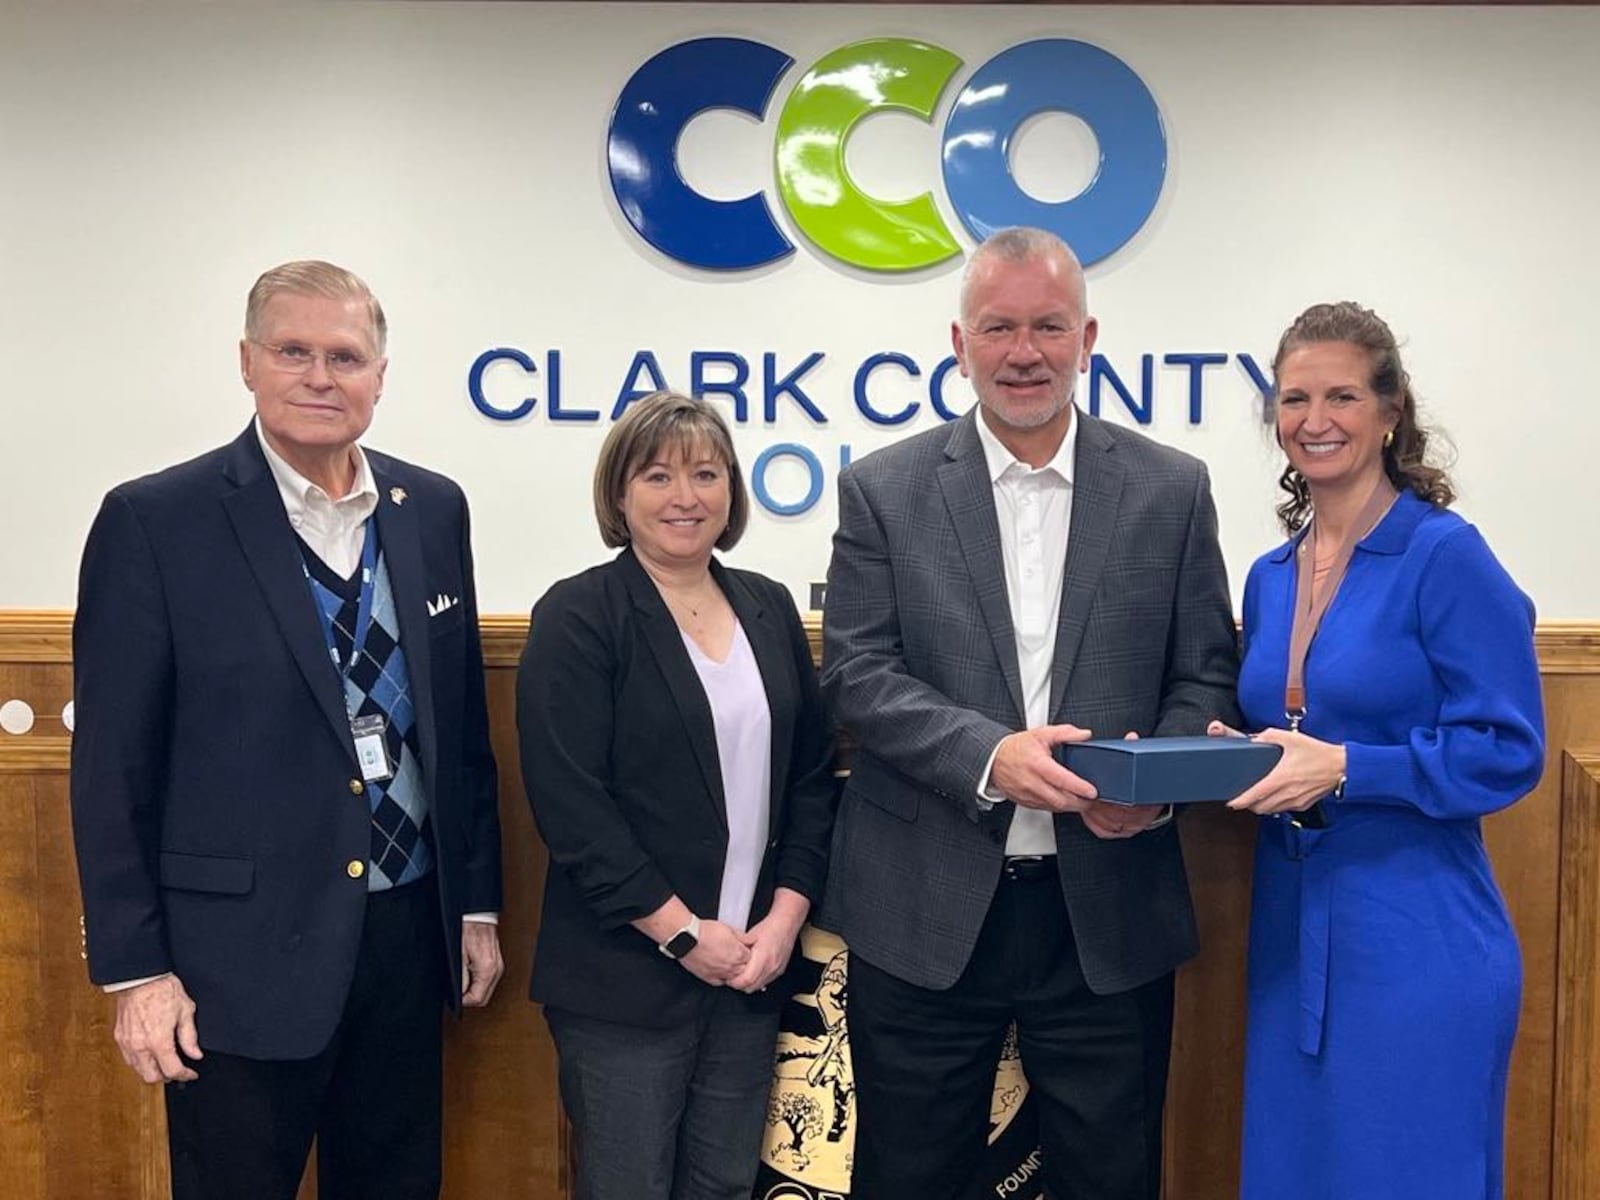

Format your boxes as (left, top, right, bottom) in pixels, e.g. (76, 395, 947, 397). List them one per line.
(1343, 525, 1545, 818)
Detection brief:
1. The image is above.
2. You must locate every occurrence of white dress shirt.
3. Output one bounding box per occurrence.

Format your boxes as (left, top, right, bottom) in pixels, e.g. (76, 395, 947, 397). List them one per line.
(974, 409, 1079, 857)
(256, 419, 378, 578)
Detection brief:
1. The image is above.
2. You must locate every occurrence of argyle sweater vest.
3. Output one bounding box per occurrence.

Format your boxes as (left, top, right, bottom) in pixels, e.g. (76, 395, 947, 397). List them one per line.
(300, 527, 435, 890)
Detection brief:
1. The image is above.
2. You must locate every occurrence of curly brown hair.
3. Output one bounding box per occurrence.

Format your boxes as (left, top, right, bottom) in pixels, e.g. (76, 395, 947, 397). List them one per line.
(1269, 302, 1454, 532)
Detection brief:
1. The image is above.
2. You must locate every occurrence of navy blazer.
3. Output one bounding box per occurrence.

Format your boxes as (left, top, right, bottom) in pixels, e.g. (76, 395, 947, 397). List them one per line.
(517, 546, 837, 1029)
(70, 425, 502, 1059)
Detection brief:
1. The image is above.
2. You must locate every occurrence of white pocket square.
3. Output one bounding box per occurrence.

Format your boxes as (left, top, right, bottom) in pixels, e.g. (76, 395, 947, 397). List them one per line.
(427, 593, 459, 617)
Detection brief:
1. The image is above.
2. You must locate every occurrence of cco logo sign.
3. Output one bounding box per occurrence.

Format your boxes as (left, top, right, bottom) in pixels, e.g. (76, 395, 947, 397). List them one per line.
(608, 36, 1167, 273)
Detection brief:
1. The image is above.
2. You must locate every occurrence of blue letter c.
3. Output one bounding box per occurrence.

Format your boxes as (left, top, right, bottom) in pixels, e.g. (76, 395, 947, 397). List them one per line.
(608, 38, 795, 271)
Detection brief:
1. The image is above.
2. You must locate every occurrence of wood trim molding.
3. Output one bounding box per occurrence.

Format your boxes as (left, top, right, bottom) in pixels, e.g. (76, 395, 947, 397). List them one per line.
(1555, 750, 1600, 1200)
(6, 610, 1600, 674)
(481, 614, 531, 668)
(0, 611, 75, 664)
(0, 736, 71, 774)
(1537, 623, 1600, 675)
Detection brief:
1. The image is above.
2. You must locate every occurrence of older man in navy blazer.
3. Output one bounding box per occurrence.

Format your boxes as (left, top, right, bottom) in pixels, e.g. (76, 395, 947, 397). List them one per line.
(70, 261, 503, 1200)
(820, 228, 1240, 1199)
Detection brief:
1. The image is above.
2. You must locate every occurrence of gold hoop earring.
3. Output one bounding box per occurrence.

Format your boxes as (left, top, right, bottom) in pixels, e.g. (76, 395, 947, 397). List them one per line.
(1383, 430, 1395, 448)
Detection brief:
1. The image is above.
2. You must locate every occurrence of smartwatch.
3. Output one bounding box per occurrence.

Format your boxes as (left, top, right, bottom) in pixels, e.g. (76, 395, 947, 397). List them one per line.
(658, 914, 701, 960)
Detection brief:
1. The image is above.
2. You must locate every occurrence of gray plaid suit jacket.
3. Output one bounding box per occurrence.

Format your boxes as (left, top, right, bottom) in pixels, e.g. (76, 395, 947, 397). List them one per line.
(818, 407, 1240, 994)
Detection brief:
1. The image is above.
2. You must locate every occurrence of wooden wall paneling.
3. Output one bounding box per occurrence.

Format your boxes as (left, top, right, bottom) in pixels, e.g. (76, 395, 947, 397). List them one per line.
(437, 666, 567, 1197)
(0, 657, 170, 1200)
(40, 767, 173, 1200)
(0, 741, 46, 1198)
(1532, 668, 1600, 1199)
(4, 613, 1599, 1200)
(1485, 761, 1563, 1198)
(1164, 806, 1254, 1196)
(1555, 749, 1600, 1200)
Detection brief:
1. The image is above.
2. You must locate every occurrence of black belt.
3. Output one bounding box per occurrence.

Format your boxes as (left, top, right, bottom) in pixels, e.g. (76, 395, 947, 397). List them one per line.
(1002, 855, 1056, 882)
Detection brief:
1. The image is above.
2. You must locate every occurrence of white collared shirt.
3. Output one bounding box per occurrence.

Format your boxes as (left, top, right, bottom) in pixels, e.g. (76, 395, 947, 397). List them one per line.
(974, 408, 1079, 857)
(255, 418, 378, 577)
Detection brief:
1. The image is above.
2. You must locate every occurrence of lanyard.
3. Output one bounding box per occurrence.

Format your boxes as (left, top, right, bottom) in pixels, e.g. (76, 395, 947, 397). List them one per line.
(304, 520, 378, 684)
(1284, 481, 1396, 731)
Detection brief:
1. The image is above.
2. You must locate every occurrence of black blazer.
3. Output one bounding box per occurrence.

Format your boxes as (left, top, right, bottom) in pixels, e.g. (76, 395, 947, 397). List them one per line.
(517, 546, 837, 1029)
(70, 425, 502, 1059)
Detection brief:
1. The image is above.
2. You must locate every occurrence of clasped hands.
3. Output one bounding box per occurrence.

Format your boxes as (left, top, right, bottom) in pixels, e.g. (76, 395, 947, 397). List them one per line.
(673, 887, 809, 995)
(990, 725, 1162, 839)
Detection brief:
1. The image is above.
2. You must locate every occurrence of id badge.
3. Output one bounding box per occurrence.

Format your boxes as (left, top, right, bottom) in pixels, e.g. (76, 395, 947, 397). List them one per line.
(350, 714, 393, 783)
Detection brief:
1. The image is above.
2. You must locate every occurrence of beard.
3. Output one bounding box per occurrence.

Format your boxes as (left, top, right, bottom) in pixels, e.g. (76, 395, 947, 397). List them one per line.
(977, 377, 1075, 431)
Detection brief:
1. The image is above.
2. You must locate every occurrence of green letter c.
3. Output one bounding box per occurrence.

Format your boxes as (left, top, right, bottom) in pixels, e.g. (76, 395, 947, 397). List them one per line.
(775, 39, 963, 272)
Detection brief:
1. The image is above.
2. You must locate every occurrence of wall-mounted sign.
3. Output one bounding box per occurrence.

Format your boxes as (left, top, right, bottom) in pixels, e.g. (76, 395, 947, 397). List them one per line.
(608, 37, 1167, 272)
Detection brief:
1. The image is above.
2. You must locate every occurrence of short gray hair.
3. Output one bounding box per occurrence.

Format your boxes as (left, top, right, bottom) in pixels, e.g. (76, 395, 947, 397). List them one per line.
(959, 227, 1086, 322)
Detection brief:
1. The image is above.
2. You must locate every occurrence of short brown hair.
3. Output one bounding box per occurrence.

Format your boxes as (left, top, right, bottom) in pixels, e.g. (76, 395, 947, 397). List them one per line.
(592, 391, 749, 551)
(244, 260, 387, 355)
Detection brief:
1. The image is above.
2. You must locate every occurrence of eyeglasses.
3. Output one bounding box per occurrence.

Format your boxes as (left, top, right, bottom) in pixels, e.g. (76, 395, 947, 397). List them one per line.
(250, 340, 376, 377)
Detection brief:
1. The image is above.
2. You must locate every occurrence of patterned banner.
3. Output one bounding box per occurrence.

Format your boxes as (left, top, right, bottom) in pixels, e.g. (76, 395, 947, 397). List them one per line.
(754, 927, 1044, 1200)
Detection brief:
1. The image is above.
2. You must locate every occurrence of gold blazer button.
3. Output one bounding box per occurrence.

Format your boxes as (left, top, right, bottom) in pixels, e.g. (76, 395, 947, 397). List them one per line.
(349, 779, 365, 795)
(346, 860, 366, 879)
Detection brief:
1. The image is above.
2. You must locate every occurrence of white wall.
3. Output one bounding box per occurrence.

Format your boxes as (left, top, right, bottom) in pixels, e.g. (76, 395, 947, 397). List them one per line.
(2, 3, 1596, 615)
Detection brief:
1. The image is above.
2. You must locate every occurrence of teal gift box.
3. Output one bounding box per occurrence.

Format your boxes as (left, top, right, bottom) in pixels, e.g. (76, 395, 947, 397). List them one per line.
(1057, 736, 1283, 806)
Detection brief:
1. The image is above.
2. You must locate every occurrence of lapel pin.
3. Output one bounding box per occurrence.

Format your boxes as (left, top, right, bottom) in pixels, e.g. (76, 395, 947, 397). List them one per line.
(390, 487, 407, 507)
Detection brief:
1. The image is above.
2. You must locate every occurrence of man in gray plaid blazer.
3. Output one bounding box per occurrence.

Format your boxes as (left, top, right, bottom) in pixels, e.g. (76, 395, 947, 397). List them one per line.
(819, 228, 1239, 1199)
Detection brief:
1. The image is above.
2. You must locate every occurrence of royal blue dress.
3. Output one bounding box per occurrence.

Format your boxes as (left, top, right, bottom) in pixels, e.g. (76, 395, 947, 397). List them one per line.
(1236, 490, 1545, 1200)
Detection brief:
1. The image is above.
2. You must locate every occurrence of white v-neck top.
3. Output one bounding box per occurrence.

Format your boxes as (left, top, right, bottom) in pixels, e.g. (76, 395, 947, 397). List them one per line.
(682, 622, 772, 931)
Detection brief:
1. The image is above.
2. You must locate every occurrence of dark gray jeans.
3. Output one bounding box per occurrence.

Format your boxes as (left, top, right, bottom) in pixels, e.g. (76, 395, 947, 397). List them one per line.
(545, 991, 782, 1200)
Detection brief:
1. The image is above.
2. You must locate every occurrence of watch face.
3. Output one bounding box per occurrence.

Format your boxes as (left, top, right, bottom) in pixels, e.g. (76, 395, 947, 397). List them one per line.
(665, 930, 699, 959)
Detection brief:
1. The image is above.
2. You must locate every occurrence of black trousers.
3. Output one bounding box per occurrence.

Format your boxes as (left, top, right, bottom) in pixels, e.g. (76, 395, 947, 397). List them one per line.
(846, 865, 1175, 1200)
(165, 879, 447, 1200)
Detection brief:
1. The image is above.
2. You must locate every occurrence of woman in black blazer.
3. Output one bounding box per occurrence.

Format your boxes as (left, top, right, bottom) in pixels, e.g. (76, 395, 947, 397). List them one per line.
(517, 391, 837, 1200)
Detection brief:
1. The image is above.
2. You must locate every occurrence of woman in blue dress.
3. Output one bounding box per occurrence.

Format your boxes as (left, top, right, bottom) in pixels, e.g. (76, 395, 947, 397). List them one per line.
(1213, 302, 1545, 1199)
